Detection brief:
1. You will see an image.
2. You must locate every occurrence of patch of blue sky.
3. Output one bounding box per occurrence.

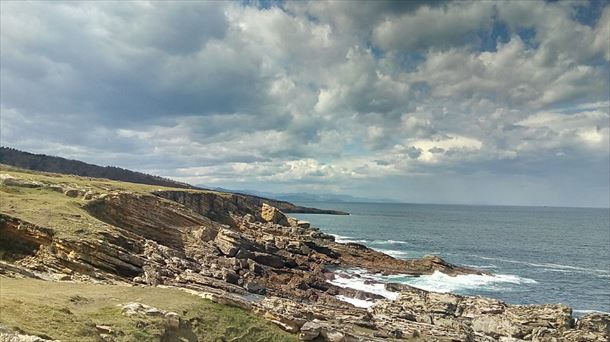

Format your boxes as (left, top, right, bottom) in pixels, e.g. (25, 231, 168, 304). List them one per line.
(569, 0, 607, 27)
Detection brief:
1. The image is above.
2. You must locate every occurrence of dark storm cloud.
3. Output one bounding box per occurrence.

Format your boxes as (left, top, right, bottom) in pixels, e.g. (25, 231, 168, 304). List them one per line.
(1, 0, 608, 207)
(0, 1, 268, 125)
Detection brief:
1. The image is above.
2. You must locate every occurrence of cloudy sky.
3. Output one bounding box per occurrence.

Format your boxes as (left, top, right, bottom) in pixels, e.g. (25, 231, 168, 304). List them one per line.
(1, 1, 609, 207)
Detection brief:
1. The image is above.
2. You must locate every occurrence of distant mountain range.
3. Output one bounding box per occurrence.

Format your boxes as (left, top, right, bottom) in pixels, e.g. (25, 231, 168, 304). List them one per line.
(203, 187, 400, 204)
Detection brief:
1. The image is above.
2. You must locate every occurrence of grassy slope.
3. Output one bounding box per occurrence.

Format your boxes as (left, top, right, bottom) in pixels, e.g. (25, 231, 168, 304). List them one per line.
(0, 277, 297, 342)
(0, 166, 297, 341)
(0, 165, 227, 241)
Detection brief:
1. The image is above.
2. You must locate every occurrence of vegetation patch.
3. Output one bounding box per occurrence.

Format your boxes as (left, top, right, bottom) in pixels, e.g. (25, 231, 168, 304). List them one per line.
(0, 277, 297, 341)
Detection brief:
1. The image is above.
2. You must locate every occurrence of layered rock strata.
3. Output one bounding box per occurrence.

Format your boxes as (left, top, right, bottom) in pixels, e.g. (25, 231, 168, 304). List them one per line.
(0, 175, 607, 341)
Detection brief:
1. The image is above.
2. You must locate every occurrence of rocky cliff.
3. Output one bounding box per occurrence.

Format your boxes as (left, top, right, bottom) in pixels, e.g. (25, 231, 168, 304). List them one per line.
(0, 168, 608, 341)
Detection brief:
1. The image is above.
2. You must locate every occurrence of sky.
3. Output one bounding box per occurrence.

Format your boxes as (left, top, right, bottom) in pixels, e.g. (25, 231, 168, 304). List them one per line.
(1, 0, 609, 208)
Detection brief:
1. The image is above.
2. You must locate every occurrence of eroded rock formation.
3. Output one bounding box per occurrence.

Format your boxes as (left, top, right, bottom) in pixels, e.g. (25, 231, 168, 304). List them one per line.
(0, 174, 607, 341)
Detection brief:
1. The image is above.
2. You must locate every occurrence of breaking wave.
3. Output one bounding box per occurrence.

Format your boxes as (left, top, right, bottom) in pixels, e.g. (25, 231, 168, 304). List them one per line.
(329, 268, 536, 307)
(328, 269, 400, 300)
(330, 234, 368, 244)
(335, 295, 376, 308)
(385, 271, 537, 293)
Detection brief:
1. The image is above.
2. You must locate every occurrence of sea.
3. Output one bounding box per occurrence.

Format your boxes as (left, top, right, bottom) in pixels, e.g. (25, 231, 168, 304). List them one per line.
(291, 203, 610, 315)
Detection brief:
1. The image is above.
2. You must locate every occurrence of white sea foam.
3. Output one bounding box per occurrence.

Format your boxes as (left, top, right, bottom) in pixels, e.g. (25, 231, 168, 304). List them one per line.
(328, 271, 400, 300)
(391, 271, 537, 293)
(329, 268, 537, 307)
(465, 264, 498, 270)
(330, 268, 538, 307)
(330, 234, 368, 244)
(370, 239, 409, 245)
(336, 295, 376, 308)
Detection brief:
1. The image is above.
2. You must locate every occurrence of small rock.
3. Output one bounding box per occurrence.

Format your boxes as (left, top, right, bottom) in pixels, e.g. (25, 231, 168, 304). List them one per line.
(0, 174, 44, 188)
(99, 333, 115, 342)
(252, 252, 284, 268)
(120, 302, 166, 317)
(95, 325, 114, 334)
(57, 273, 72, 281)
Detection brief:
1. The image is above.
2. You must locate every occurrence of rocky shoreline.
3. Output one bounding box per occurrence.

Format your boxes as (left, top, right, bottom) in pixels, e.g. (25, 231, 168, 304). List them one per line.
(1, 172, 608, 341)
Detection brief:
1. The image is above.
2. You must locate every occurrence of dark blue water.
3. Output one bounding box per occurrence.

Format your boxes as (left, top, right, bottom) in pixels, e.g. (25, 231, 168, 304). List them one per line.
(292, 203, 610, 314)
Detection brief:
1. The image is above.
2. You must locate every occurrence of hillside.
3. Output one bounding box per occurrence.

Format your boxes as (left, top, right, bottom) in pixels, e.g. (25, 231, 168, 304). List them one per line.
(0, 278, 296, 342)
(0, 147, 197, 189)
(0, 147, 348, 215)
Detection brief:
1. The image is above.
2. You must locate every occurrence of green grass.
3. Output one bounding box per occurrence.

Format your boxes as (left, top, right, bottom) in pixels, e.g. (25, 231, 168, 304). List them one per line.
(0, 185, 110, 240)
(0, 167, 298, 341)
(0, 165, 232, 241)
(0, 164, 230, 195)
(0, 277, 297, 341)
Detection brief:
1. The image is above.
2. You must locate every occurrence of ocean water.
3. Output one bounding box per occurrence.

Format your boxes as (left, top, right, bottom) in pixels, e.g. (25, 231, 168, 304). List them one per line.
(291, 203, 610, 314)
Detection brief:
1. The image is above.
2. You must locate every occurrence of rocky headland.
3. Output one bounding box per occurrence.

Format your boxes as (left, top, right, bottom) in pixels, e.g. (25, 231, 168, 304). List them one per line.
(0, 168, 608, 341)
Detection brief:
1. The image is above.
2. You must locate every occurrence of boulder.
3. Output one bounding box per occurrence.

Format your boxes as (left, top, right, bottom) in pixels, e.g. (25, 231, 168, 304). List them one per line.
(64, 188, 82, 198)
(0, 323, 59, 341)
(285, 240, 310, 255)
(252, 252, 284, 268)
(164, 312, 181, 331)
(261, 203, 290, 226)
(321, 329, 346, 342)
(194, 225, 219, 242)
(299, 320, 322, 340)
(244, 281, 266, 295)
(83, 191, 96, 200)
(264, 311, 303, 333)
(214, 229, 242, 257)
(370, 288, 585, 341)
(0, 174, 44, 188)
(297, 220, 311, 228)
